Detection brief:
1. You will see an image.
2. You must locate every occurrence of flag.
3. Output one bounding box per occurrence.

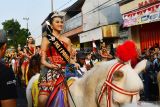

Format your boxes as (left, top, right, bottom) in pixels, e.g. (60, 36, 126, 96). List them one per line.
(92, 40, 97, 52)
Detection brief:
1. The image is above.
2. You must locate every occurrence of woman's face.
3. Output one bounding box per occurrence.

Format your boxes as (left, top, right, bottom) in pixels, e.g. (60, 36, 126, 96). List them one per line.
(28, 37, 33, 44)
(17, 46, 21, 51)
(51, 17, 64, 32)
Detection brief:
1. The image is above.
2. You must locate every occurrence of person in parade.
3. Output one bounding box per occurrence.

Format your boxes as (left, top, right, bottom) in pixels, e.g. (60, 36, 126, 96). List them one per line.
(0, 30, 17, 107)
(100, 42, 113, 61)
(38, 11, 80, 107)
(15, 44, 24, 86)
(22, 36, 36, 85)
(26, 54, 41, 107)
(84, 51, 94, 71)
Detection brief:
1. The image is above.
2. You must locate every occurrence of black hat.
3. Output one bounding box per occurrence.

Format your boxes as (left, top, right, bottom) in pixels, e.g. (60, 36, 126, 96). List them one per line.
(84, 49, 92, 56)
(77, 51, 86, 59)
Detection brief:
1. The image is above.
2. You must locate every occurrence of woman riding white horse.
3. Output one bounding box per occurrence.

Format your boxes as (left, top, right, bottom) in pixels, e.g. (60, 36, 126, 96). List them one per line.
(27, 40, 147, 107)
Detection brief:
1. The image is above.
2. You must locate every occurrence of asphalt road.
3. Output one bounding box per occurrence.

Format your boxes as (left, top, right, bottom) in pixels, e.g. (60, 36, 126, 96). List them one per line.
(17, 83, 27, 107)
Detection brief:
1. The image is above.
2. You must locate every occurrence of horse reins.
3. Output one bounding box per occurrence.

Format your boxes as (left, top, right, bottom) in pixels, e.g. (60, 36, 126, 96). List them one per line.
(98, 62, 139, 107)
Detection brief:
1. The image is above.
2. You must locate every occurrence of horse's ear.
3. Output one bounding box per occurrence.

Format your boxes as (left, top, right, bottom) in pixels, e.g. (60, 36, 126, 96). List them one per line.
(113, 70, 124, 81)
(134, 59, 147, 74)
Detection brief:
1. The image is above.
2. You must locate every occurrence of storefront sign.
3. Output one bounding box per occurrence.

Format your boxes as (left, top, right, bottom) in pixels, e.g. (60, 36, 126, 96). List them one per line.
(79, 28, 103, 43)
(138, 0, 160, 8)
(102, 24, 119, 37)
(123, 3, 160, 27)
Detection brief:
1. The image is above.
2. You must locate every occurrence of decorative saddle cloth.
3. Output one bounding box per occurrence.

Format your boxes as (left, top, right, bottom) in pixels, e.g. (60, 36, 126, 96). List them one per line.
(46, 76, 76, 107)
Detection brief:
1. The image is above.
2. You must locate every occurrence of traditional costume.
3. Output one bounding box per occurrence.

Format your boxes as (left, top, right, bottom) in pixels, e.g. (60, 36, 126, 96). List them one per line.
(39, 11, 79, 107)
(24, 45, 35, 85)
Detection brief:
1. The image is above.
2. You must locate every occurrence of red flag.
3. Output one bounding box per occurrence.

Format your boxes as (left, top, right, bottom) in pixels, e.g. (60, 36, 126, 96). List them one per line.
(92, 40, 97, 52)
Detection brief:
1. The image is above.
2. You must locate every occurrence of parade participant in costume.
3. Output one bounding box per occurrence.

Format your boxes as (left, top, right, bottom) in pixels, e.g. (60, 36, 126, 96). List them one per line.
(38, 11, 79, 107)
(0, 30, 17, 107)
(100, 42, 113, 61)
(21, 36, 36, 85)
(26, 54, 41, 107)
(15, 44, 24, 86)
(84, 51, 94, 71)
(15, 45, 23, 76)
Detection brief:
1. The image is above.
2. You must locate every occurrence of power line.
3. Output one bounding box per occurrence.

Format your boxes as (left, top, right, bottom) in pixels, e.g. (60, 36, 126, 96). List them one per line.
(56, 0, 74, 11)
(31, 0, 74, 35)
(32, 0, 122, 36)
(64, 0, 122, 22)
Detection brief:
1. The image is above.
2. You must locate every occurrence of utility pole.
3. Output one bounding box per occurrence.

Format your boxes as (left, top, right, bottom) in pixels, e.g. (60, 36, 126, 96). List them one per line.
(51, 0, 54, 12)
(23, 17, 29, 34)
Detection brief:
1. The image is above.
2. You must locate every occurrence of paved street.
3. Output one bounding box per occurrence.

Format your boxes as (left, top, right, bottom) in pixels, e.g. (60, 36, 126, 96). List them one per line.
(17, 84, 27, 107)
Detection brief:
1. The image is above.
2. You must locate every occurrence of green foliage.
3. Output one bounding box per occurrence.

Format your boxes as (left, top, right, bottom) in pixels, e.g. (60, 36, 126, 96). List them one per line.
(2, 19, 30, 49)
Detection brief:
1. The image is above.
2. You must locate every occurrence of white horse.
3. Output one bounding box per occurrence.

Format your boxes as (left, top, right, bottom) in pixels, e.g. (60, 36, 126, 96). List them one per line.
(68, 59, 147, 107)
(27, 59, 147, 107)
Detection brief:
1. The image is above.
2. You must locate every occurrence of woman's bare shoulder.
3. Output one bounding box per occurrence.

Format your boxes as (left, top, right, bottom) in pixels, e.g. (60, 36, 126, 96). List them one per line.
(62, 36, 71, 44)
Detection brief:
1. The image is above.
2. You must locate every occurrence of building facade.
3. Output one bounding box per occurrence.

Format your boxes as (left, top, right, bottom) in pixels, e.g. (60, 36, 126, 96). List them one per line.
(120, 0, 160, 52)
(62, 0, 85, 50)
(79, 0, 123, 50)
(62, 0, 123, 50)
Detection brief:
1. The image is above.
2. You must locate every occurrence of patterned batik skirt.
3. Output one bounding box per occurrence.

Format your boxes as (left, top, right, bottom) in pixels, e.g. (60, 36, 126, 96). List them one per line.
(39, 69, 70, 107)
(38, 69, 64, 94)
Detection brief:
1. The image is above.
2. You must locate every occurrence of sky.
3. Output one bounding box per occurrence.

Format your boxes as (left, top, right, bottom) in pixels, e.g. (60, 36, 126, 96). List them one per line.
(0, 0, 77, 39)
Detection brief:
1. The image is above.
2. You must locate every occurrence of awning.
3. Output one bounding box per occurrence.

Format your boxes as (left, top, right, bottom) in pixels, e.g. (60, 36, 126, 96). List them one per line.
(79, 27, 103, 43)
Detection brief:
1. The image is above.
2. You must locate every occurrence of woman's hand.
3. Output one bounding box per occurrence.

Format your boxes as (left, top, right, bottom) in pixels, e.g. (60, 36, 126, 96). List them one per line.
(51, 64, 61, 70)
(85, 64, 91, 71)
(74, 63, 80, 70)
(51, 64, 60, 70)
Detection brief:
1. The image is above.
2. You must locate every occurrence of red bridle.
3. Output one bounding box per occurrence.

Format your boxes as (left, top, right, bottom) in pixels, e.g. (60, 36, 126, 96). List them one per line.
(98, 62, 139, 107)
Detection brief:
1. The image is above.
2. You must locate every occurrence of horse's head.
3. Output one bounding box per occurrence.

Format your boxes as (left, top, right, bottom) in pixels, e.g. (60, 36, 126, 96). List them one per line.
(111, 59, 147, 105)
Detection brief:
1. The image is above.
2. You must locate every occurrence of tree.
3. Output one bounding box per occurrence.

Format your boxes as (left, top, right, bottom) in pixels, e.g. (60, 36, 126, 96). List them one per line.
(2, 19, 30, 49)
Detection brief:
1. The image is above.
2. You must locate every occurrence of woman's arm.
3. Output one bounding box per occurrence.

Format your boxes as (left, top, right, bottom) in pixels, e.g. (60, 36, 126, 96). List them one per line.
(24, 48, 32, 59)
(65, 38, 80, 69)
(99, 50, 106, 58)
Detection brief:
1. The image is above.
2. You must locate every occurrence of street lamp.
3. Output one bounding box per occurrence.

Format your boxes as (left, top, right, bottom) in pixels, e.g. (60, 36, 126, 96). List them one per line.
(23, 17, 29, 32)
(51, 0, 54, 12)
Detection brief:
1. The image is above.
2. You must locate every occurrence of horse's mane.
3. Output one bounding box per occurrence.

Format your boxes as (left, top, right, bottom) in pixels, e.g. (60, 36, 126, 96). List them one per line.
(74, 59, 118, 97)
(80, 59, 118, 84)
(69, 59, 118, 106)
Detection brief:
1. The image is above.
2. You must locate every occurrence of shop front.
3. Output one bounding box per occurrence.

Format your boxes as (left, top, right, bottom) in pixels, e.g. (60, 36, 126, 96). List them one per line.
(101, 24, 120, 49)
(79, 24, 120, 50)
(122, 0, 160, 52)
(139, 22, 160, 51)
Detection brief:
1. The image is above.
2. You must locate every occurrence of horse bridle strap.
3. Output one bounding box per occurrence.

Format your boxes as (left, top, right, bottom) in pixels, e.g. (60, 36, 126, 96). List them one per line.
(104, 81, 138, 96)
(98, 62, 139, 107)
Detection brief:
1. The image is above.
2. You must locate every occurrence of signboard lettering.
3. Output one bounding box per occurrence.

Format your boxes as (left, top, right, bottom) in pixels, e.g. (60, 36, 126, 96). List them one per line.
(138, 0, 159, 8)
